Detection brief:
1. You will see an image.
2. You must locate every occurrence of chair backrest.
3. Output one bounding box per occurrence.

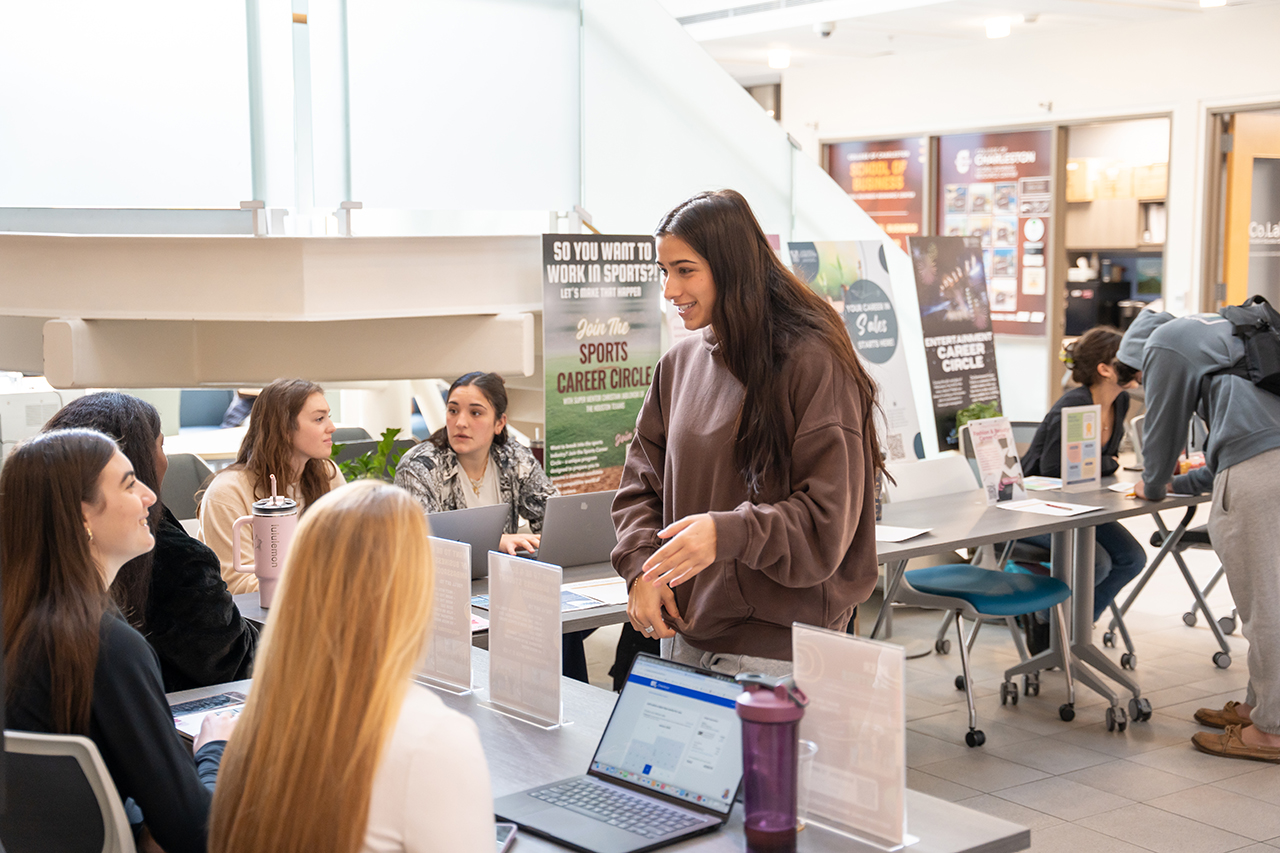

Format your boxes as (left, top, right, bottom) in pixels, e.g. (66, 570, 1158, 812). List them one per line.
(178, 389, 234, 428)
(160, 452, 215, 521)
(883, 455, 980, 502)
(1, 731, 135, 853)
(331, 426, 373, 443)
(1126, 413, 1146, 468)
(1009, 421, 1039, 458)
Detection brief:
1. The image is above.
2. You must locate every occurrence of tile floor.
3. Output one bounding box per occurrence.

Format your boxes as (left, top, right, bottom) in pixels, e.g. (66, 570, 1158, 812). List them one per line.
(583, 504, 1272, 852)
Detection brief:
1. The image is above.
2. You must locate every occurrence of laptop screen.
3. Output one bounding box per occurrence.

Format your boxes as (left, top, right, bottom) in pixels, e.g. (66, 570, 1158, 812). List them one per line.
(589, 655, 743, 815)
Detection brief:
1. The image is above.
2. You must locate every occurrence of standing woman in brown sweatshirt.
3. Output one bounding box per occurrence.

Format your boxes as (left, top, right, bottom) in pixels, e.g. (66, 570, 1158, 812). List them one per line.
(612, 189, 888, 674)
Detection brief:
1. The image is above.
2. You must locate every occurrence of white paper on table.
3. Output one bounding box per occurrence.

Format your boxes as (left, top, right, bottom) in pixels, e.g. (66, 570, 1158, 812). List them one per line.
(1023, 476, 1063, 490)
(488, 553, 562, 727)
(1108, 482, 1137, 494)
(563, 576, 629, 606)
(415, 537, 473, 692)
(793, 623, 906, 847)
(874, 525, 932, 543)
(998, 499, 1102, 517)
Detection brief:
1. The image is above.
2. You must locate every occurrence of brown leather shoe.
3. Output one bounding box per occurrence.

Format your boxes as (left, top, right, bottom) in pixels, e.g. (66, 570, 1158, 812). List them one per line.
(1192, 725, 1280, 762)
(1194, 700, 1252, 729)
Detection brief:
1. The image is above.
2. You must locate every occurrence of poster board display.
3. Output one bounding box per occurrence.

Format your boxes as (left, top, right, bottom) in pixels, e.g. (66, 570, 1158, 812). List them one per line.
(1060, 404, 1102, 492)
(826, 138, 928, 252)
(937, 130, 1053, 336)
(907, 235, 1002, 451)
(789, 240, 922, 462)
(965, 416, 1028, 505)
(542, 234, 662, 495)
(415, 536, 473, 693)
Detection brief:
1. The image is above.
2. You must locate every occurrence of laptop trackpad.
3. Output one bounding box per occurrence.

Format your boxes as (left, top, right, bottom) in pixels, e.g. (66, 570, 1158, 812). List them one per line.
(521, 806, 656, 853)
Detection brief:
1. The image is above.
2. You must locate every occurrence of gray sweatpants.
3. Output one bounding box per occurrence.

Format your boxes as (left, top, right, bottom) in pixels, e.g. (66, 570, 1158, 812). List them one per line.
(1209, 446, 1280, 735)
(661, 634, 793, 679)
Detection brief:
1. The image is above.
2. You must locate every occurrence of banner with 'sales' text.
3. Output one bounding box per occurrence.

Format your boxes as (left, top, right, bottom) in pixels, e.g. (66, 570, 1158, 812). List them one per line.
(542, 234, 662, 495)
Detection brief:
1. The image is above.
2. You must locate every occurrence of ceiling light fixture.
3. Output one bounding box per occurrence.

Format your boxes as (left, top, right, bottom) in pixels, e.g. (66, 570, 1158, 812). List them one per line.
(767, 48, 791, 69)
(985, 17, 1012, 38)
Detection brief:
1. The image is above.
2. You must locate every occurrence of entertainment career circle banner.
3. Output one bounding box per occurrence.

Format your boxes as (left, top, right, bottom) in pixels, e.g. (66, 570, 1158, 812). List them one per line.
(788, 240, 922, 461)
(826, 138, 927, 252)
(542, 234, 662, 495)
(937, 129, 1053, 336)
(907, 235, 1003, 451)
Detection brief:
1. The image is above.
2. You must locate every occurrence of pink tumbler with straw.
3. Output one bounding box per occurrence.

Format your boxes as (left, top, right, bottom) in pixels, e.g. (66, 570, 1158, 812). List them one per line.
(231, 474, 297, 607)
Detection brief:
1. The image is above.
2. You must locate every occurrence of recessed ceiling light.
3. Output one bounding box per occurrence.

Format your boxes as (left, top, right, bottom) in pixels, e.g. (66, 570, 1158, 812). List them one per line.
(985, 17, 1012, 38)
(767, 48, 791, 69)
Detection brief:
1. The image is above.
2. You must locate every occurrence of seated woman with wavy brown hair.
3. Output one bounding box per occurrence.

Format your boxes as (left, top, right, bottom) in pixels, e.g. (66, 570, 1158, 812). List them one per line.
(209, 480, 493, 853)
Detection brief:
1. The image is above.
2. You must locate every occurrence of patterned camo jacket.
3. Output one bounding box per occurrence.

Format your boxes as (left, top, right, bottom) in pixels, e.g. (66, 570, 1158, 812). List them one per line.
(393, 438, 557, 533)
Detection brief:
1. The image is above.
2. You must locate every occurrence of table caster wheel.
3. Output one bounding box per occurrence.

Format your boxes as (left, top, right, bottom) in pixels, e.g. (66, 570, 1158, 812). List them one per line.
(1059, 703, 1075, 722)
(1024, 675, 1040, 697)
(1129, 697, 1153, 722)
(1183, 611, 1198, 627)
(1103, 631, 1116, 648)
(1214, 651, 1231, 669)
(1120, 652, 1136, 670)
(955, 675, 967, 691)
(935, 638, 951, 654)
(1219, 616, 1237, 635)
(1000, 681, 1019, 706)
(965, 729, 985, 748)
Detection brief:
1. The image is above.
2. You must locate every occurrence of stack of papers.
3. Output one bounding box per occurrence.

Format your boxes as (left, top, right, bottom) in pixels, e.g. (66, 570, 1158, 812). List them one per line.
(563, 577, 629, 606)
(471, 590, 607, 613)
(874, 525, 931, 543)
(1023, 476, 1063, 491)
(998, 499, 1102, 517)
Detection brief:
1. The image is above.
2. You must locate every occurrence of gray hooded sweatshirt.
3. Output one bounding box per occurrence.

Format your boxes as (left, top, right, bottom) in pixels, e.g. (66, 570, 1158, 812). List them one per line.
(1118, 309, 1280, 499)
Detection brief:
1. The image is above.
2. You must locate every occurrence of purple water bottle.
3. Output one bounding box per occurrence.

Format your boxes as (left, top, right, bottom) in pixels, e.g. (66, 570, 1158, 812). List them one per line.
(735, 674, 809, 853)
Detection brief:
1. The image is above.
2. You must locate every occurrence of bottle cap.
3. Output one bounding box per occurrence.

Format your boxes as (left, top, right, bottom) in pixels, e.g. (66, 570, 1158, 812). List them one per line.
(734, 674, 808, 723)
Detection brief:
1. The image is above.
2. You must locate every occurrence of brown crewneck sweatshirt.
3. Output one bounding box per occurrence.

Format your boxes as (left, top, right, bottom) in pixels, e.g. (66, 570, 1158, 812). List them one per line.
(612, 326, 879, 660)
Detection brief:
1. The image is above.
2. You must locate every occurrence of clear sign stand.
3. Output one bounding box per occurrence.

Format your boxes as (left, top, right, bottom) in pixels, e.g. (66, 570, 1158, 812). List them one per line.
(1060, 403, 1103, 493)
(792, 623, 917, 851)
(485, 552, 565, 729)
(414, 537, 473, 695)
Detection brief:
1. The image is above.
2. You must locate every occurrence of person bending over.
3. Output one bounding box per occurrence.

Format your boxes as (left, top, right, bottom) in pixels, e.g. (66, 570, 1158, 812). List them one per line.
(3, 429, 236, 853)
(44, 392, 257, 692)
(198, 378, 345, 595)
(209, 480, 493, 853)
(613, 189, 885, 677)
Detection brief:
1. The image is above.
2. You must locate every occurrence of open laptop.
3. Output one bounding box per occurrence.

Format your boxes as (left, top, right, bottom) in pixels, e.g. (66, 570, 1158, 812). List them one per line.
(533, 490, 618, 570)
(427, 504, 509, 579)
(495, 654, 743, 853)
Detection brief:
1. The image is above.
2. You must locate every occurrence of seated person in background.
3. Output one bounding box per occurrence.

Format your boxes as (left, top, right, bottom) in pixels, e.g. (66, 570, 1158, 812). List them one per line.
(4, 429, 236, 853)
(198, 378, 345, 595)
(209, 480, 493, 853)
(44, 392, 258, 692)
(219, 387, 260, 429)
(1019, 326, 1147, 646)
(395, 371, 556, 555)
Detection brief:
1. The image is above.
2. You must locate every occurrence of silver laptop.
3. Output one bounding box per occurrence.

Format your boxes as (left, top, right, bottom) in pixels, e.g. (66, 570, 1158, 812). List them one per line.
(427, 504, 509, 579)
(494, 654, 743, 853)
(535, 490, 618, 570)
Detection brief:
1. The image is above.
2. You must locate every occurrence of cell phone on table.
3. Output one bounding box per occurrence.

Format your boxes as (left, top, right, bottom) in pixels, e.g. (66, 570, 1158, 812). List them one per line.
(496, 822, 518, 852)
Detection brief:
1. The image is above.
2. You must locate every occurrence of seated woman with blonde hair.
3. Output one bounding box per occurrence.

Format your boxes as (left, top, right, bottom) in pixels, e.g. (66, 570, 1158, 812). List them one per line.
(209, 480, 493, 853)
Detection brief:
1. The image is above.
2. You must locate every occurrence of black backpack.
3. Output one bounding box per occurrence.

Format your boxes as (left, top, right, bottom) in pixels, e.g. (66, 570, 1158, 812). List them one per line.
(1211, 295, 1280, 396)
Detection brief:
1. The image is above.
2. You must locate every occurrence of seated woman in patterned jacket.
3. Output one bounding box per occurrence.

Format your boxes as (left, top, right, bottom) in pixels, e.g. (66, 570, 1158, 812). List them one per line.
(395, 372, 557, 555)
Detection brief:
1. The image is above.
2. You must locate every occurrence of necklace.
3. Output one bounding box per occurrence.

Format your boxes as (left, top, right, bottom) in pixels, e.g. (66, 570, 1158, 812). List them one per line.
(467, 457, 488, 496)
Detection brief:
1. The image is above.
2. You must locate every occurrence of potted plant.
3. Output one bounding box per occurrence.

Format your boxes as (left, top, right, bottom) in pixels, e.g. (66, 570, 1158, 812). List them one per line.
(331, 427, 409, 482)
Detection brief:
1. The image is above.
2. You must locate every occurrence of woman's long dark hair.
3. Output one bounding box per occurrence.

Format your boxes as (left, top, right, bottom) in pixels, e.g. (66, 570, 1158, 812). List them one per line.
(656, 189, 888, 494)
(429, 372, 510, 452)
(2, 429, 118, 734)
(44, 393, 163, 632)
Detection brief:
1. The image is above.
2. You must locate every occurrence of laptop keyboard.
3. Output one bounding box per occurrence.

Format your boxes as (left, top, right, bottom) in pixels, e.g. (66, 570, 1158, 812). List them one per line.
(531, 779, 703, 839)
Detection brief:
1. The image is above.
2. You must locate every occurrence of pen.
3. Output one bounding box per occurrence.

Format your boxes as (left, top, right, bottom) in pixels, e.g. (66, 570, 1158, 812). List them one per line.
(1043, 502, 1074, 511)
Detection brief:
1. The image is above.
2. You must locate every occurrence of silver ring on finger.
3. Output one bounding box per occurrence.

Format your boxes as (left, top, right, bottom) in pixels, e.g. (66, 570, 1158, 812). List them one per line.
(643, 625, 655, 634)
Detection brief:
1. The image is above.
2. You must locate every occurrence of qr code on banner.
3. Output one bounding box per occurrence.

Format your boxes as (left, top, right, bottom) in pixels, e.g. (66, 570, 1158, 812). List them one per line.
(886, 433, 905, 460)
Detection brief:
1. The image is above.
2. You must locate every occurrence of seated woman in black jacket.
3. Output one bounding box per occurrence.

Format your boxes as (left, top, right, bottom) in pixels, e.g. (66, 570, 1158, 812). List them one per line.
(1020, 326, 1147, 630)
(3, 429, 237, 852)
(45, 392, 258, 692)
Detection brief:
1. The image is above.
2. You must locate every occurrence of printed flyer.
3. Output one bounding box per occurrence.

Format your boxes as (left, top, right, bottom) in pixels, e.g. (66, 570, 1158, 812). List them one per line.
(1060, 404, 1102, 491)
(965, 416, 1028, 505)
(542, 234, 662, 495)
(788, 240, 922, 461)
(825, 138, 928, 251)
(937, 129, 1053, 336)
(907, 235, 1002, 451)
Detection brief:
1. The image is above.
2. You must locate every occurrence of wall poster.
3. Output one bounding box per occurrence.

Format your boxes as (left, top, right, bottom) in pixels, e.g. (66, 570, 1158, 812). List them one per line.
(542, 234, 662, 495)
(826, 138, 928, 251)
(788, 240, 922, 461)
(1249, 157, 1280, 305)
(937, 129, 1052, 336)
(907, 235, 1002, 451)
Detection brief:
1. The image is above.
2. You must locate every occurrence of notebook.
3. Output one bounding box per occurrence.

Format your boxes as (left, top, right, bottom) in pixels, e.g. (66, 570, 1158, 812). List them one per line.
(534, 490, 619, 571)
(427, 503, 509, 579)
(494, 654, 743, 853)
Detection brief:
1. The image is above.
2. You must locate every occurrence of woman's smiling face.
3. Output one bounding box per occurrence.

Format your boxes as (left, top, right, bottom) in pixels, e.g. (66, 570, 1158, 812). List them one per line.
(657, 235, 717, 331)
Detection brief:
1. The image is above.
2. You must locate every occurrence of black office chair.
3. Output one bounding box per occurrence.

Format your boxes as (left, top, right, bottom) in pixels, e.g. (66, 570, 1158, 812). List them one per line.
(0, 731, 136, 853)
(160, 452, 215, 522)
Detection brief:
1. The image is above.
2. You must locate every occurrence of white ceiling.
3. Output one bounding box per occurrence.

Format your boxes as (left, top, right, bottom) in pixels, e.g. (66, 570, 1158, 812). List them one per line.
(658, 0, 1271, 86)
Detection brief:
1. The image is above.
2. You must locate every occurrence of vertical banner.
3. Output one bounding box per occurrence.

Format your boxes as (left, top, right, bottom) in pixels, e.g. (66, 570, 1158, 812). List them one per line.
(1249, 158, 1280, 305)
(908, 235, 1002, 451)
(937, 129, 1052, 336)
(788, 240, 922, 461)
(542, 235, 662, 495)
(826, 138, 928, 251)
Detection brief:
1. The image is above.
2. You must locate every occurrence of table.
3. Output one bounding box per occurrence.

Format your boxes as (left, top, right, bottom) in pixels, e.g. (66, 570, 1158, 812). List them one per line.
(168, 651, 1029, 853)
(872, 477, 1207, 726)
